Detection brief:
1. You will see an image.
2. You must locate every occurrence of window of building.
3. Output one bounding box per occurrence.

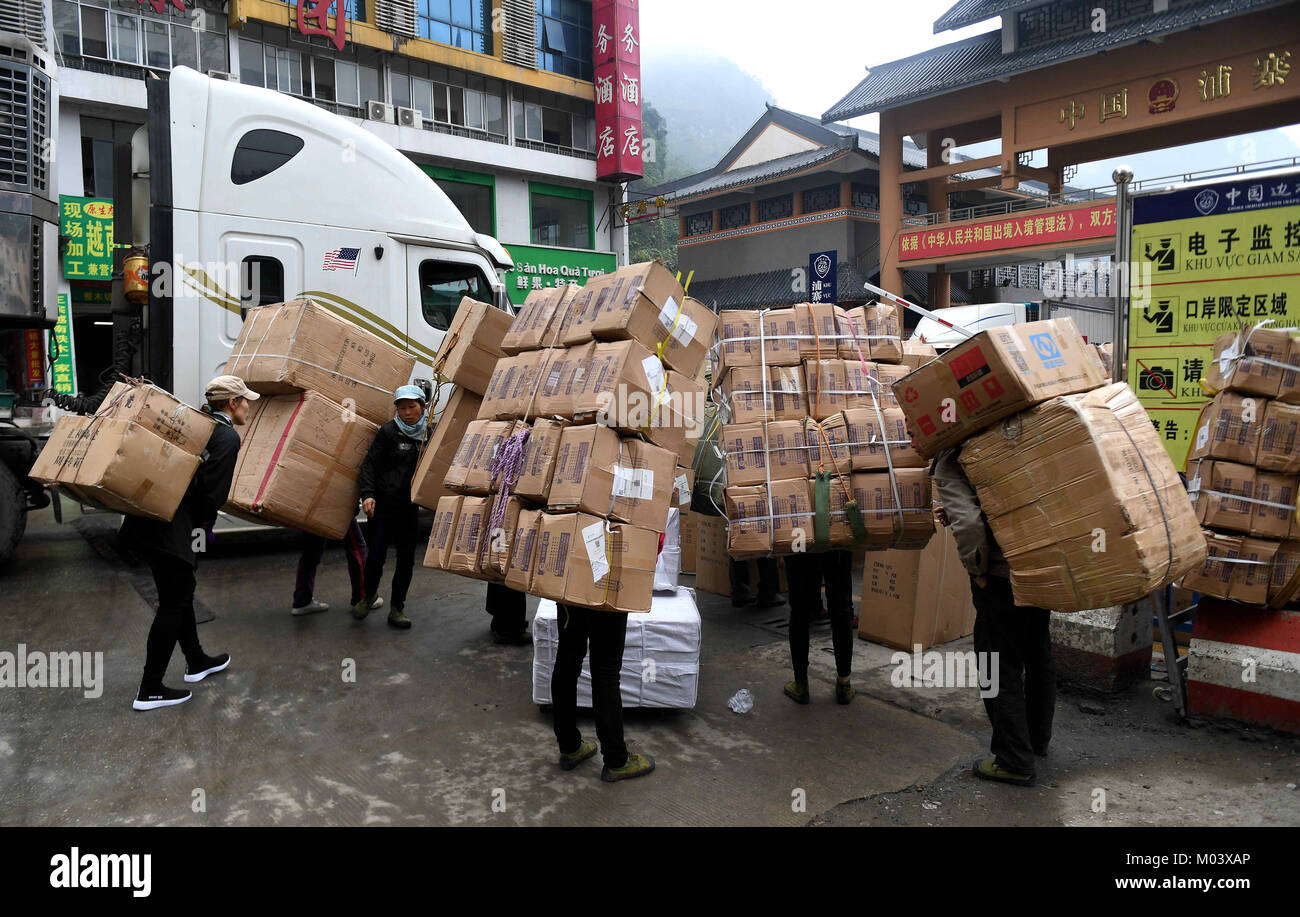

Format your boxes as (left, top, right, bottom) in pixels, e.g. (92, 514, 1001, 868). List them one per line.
(424, 166, 495, 235)
(419, 259, 494, 331)
(390, 62, 506, 136)
(802, 183, 840, 213)
(80, 136, 113, 198)
(684, 212, 714, 237)
(511, 88, 594, 153)
(55, 0, 228, 72)
(240, 24, 380, 111)
(535, 0, 592, 81)
(239, 256, 285, 318)
(530, 183, 592, 249)
(851, 183, 879, 211)
(719, 204, 750, 230)
(231, 129, 305, 185)
(757, 194, 793, 222)
(417, 0, 492, 54)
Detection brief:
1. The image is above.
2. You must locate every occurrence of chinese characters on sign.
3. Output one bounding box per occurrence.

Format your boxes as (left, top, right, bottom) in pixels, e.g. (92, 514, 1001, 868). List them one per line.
(502, 244, 618, 307)
(137, 0, 185, 13)
(592, 0, 643, 183)
(24, 330, 44, 391)
(1128, 173, 1300, 468)
(809, 251, 837, 305)
(899, 203, 1115, 262)
(296, 0, 347, 52)
(49, 294, 78, 396)
(59, 196, 115, 280)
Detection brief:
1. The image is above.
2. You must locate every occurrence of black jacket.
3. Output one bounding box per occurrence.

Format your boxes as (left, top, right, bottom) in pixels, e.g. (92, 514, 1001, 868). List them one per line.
(120, 413, 241, 566)
(358, 420, 428, 504)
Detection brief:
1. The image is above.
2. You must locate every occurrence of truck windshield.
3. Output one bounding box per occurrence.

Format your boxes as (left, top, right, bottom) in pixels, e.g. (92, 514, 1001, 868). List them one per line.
(419, 260, 494, 331)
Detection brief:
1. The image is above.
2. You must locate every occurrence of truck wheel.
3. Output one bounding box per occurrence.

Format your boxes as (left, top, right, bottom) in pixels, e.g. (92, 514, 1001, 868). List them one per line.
(0, 462, 27, 568)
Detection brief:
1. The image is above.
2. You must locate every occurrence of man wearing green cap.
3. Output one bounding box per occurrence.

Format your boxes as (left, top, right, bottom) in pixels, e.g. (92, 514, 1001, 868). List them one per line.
(355, 385, 429, 629)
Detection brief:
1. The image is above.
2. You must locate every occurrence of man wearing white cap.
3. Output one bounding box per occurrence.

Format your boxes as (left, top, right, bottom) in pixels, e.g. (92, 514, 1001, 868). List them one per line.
(354, 384, 429, 629)
(122, 374, 255, 710)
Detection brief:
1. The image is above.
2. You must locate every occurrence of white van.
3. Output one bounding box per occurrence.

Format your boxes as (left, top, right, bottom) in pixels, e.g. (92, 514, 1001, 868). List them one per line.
(132, 67, 515, 409)
(907, 302, 1036, 351)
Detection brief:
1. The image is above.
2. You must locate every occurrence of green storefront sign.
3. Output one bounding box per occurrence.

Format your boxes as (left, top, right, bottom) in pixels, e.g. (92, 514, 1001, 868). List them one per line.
(49, 294, 77, 396)
(60, 196, 115, 280)
(501, 243, 617, 307)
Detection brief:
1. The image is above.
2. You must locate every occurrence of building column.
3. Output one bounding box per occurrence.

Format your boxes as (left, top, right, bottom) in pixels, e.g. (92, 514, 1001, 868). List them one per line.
(792, 189, 803, 217)
(927, 129, 951, 310)
(878, 109, 904, 298)
(840, 178, 852, 209)
(679, 214, 687, 240)
(751, 200, 759, 225)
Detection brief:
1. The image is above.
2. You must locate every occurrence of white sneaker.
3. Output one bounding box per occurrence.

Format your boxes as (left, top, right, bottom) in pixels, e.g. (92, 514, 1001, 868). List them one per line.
(292, 600, 330, 616)
(369, 596, 384, 610)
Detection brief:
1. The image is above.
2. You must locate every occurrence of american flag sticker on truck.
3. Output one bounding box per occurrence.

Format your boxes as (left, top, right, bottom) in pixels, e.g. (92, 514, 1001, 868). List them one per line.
(323, 247, 360, 272)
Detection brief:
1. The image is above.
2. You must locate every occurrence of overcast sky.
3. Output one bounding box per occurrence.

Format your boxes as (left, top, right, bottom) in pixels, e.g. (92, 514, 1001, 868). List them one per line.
(639, 0, 1300, 189)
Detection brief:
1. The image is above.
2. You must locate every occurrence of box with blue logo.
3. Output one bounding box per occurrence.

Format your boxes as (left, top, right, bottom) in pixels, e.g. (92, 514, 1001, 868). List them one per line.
(890, 317, 1107, 458)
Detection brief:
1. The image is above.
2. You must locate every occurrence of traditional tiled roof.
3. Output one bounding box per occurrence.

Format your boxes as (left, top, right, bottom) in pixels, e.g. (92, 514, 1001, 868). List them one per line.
(687, 264, 970, 310)
(933, 0, 1044, 33)
(824, 0, 1292, 121)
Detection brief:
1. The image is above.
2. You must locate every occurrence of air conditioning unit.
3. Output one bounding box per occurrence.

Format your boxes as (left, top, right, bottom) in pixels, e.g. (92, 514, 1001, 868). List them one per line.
(206, 69, 238, 82)
(397, 106, 423, 129)
(367, 100, 394, 123)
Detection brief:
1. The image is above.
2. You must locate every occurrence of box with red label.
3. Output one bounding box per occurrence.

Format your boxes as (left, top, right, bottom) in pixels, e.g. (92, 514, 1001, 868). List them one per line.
(891, 317, 1107, 458)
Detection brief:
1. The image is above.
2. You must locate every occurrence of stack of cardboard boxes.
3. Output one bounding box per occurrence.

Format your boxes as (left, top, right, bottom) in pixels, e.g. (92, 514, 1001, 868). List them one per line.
(1179, 324, 1300, 607)
(223, 299, 415, 538)
(31, 379, 217, 521)
(715, 302, 935, 559)
(424, 261, 715, 614)
(892, 317, 1205, 611)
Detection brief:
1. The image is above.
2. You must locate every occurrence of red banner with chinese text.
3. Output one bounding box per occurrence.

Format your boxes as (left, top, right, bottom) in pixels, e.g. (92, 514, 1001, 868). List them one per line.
(593, 0, 643, 183)
(24, 330, 45, 390)
(900, 202, 1116, 261)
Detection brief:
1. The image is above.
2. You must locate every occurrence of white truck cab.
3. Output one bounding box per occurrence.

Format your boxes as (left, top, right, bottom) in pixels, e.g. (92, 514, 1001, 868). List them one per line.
(132, 66, 514, 408)
(908, 302, 1036, 351)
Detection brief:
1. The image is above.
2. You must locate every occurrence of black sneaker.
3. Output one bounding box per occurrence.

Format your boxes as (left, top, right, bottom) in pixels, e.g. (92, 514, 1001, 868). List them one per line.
(133, 684, 192, 711)
(184, 652, 231, 683)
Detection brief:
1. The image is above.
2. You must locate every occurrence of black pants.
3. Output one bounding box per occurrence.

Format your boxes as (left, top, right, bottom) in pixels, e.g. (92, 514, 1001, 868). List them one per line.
(362, 498, 419, 610)
(486, 582, 527, 636)
(141, 549, 205, 689)
(730, 557, 781, 599)
(294, 520, 368, 608)
(551, 604, 629, 769)
(971, 575, 1055, 776)
(785, 550, 854, 681)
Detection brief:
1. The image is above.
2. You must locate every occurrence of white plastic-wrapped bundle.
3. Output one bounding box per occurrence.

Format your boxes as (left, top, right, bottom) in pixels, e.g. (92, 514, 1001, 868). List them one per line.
(531, 588, 701, 709)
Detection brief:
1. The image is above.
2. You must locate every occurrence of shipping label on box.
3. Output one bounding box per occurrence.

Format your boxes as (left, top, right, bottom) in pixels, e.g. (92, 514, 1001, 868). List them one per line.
(892, 317, 1106, 457)
(95, 381, 215, 456)
(228, 299, 417, 427)
(431, 298, 513, 396)
(412, 387, 483, 509)
(424, 495, 463, 569)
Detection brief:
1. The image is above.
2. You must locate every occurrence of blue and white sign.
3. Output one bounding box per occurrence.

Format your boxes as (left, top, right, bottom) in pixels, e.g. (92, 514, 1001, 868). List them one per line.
(809, 250, 837, 304)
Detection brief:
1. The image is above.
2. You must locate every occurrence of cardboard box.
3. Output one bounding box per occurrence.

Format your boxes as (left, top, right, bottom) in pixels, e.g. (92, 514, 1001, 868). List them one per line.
(901, 340, 939, 371)
(1258, 400, 1300, 473)
(572, 340, 681, 438)
(1253, 470, 1299, 541)
(721, 365, 807, 423)
(770, 478, 813, 553)
(529, 512, 658, 613)
(589, 262, 712, 376)
(1270, 540, 1300, 606)
(1187, 391, 1263, 466)
(477, 350, 553, 421)
(722, 420, 808, 486)
(679, 510, 698, 574)
(804, 358, 849, 420)
(534, 343, 594, 419)
(1206, 327, 1295, 398)
(1186, 459, 1255, 534)
(858, 526, 976, 651)
(547, 425, 675, 532)
(411, 387, 483, 509)
(430, 297, 513, 396)
(445, 419, 525, 495)
(842, 302, 903, 364)
(642, 370, 706, 466)
(672, 466, 695, 513)
(30, 415, 200, 522)
(423, 495, 462, 569)
(482, 495, 524, 580)
(560, 272, 621, 346)
(717, 309, 801, 370)
(694, 514, 728, 593)
(845, 407, 927, 470)
(850, 469, 935, 549)
(893, 317, 1107, 457)
(792, 303, 851, 360)
(725, 485, 772, 558)
(504, 507, 544, 593)
(228, 299, 417, 427)
(959, 382, 1206, 611)
(514, 418, 567, 503)
(226, 392, 379, 539)
(445, 495, 493, 579)
(1180, 530, 1278, 605)
(94, 381, 215, 456)
(502, 285, 579, 354)
(870, 363, 908, 410)
(813, 413, 853, 473)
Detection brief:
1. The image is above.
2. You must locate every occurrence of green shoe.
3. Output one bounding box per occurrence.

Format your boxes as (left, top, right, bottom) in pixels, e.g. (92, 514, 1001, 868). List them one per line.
(559, 739, 597, 771)
(784, 680, 810, 705)
(835, 678, 855, 705)
(601, 752, 655, 783)
(973, 758, 1035, 787)
(387, 607, 411, 629)
(351, 597, 373, 620)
